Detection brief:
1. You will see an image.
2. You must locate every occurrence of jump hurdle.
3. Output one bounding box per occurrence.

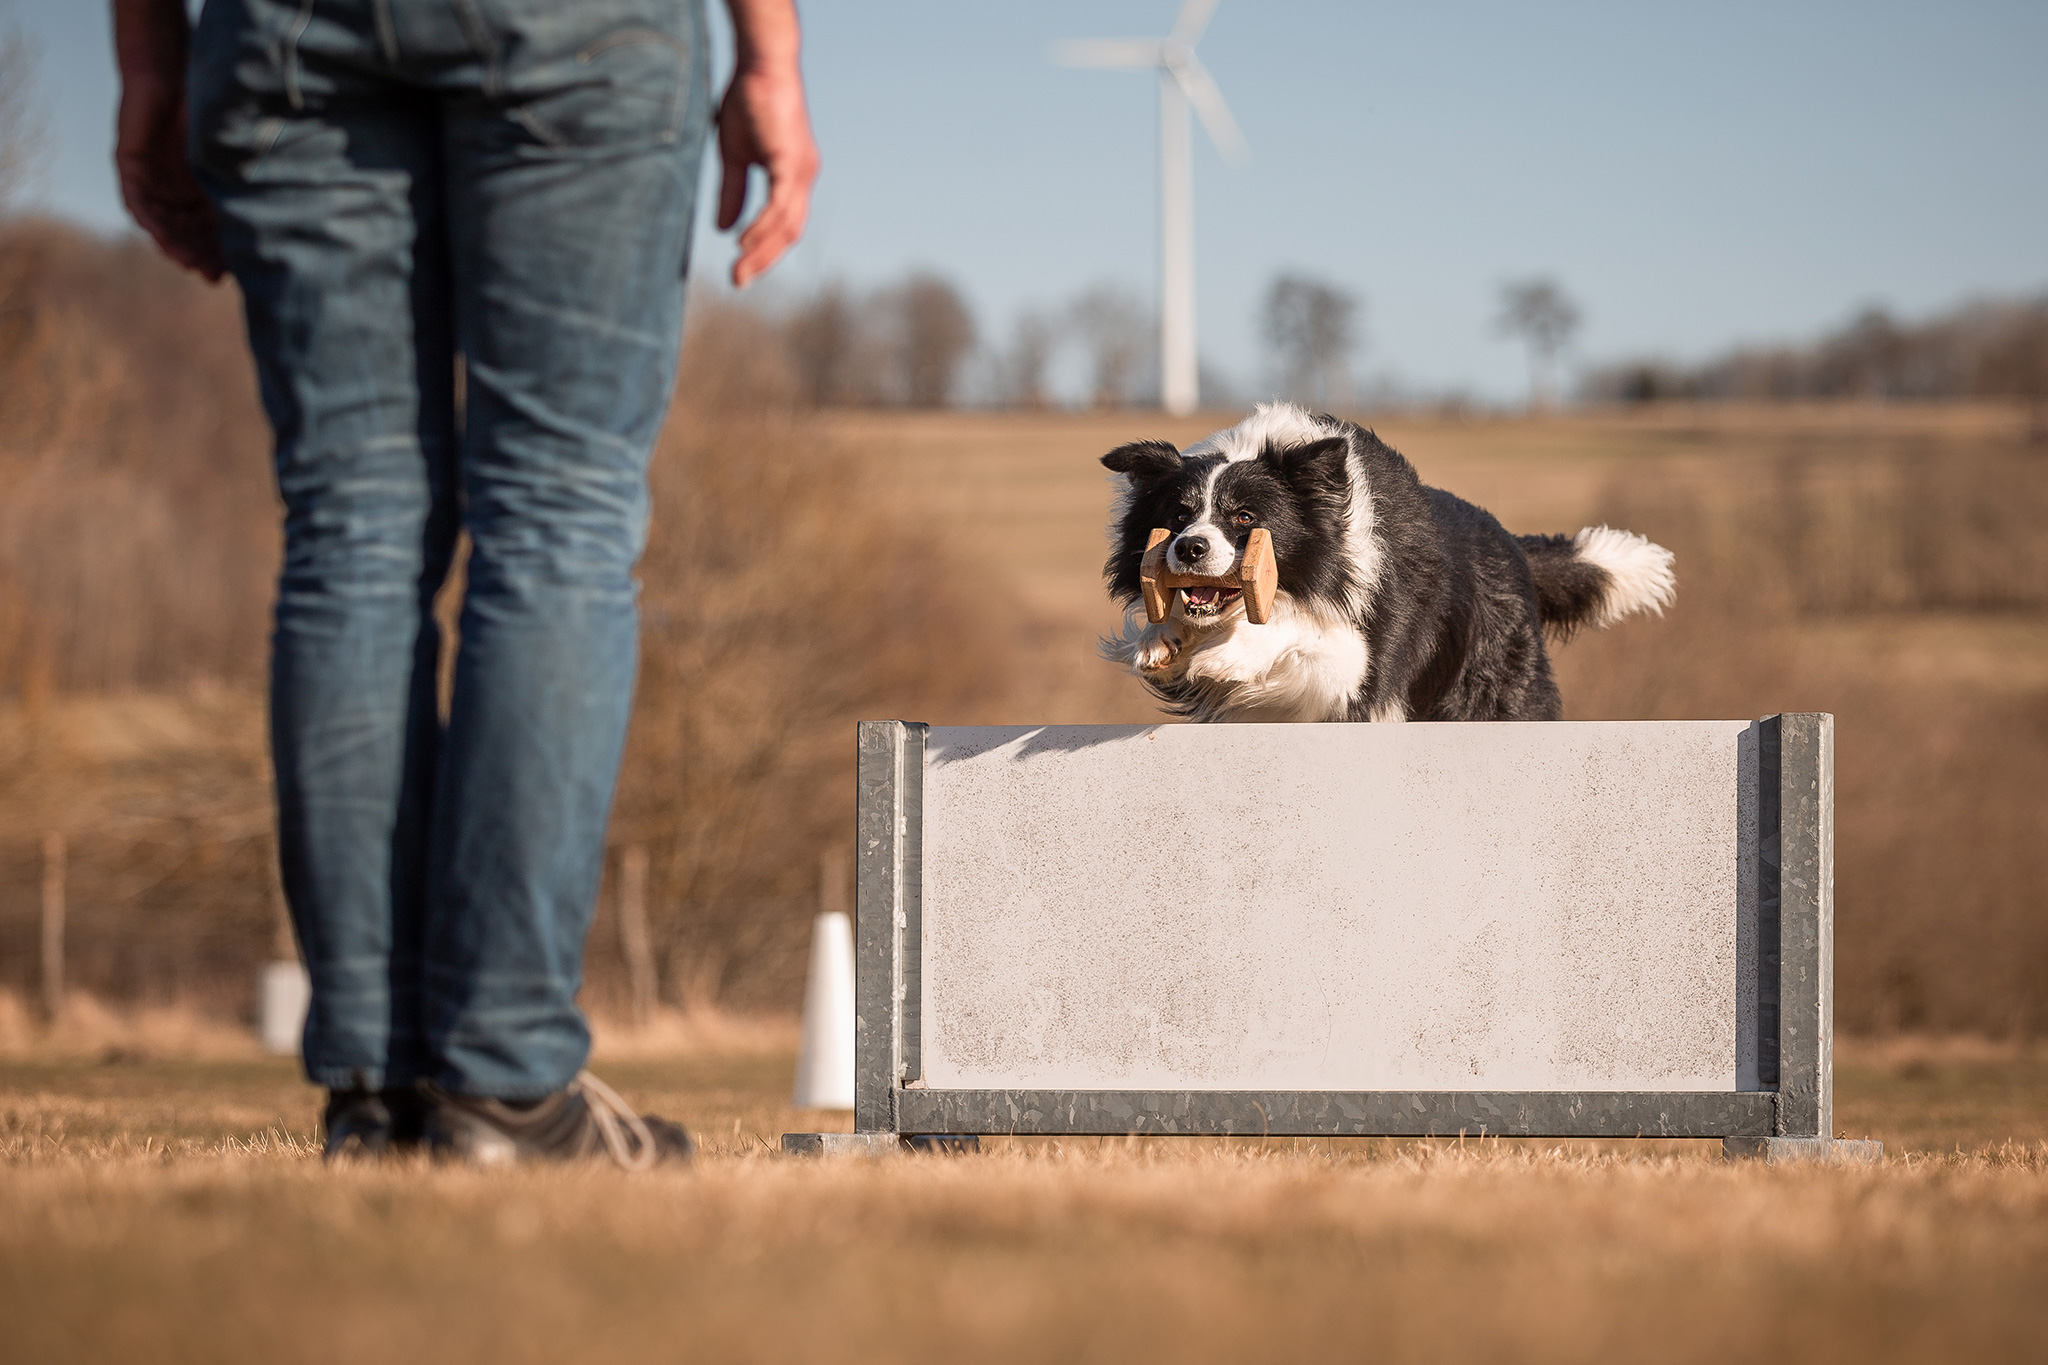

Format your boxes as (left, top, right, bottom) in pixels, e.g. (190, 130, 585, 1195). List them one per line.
(785, 716, 1879, 1162)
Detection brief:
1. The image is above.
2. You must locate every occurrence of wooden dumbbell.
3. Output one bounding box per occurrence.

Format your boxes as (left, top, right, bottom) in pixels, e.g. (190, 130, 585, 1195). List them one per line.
(1138, 527, 1278, 625)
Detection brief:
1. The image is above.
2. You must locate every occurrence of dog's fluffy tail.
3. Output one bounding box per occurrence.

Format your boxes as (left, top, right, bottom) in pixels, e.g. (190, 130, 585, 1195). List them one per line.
(1517, 526, 1676, 639)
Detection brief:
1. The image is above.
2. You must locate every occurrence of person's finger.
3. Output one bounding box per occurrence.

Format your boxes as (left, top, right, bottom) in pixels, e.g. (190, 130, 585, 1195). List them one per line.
(152, 216, 202, 270)
(116, 166, 162, 237)
(732, 195, 799, 284)
(116, 119, 226, 280)
(736, 207, 804, 285)
(130, 178, 225, 282)
(716, 156, 750, 233)
(127, 196, 176, 261)
(730, 141, 817, 285)
(738, 186, 804, 260)
(732, 200, 804, 287)
(715, 106, 751, 231)
(168, 202, 225, 281)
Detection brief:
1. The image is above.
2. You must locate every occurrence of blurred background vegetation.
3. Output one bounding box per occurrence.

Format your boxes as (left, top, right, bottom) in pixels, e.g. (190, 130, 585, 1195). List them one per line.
(3, 212, 2044, 1032)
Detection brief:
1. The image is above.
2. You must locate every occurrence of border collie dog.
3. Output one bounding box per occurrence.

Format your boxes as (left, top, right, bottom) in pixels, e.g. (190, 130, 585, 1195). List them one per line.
(1101, 403, 1676, 722)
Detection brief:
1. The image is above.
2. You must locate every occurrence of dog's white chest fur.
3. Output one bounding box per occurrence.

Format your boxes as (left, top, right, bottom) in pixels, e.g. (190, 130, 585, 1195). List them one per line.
(1178, 597, 1369, 722)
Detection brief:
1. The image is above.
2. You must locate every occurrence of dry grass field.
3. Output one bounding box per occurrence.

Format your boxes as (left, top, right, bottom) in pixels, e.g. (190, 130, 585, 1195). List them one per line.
(4, 230, 2046, 1359)
(4, 1025, 2047, 1364)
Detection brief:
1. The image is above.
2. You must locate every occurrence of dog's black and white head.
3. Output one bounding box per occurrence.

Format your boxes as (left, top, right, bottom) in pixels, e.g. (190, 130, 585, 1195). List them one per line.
(1102, 404, 1366, 623)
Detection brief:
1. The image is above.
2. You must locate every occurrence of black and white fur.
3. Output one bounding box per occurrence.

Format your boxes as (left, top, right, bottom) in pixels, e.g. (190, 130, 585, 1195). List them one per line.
(1101, 403, 1676, 722)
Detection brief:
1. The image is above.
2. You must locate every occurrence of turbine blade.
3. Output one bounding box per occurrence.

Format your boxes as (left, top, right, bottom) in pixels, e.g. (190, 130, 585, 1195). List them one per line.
(1172, 0, 1223, 47)
(1053, 38, 1166, 69)
(1173, 55, 1247, 162)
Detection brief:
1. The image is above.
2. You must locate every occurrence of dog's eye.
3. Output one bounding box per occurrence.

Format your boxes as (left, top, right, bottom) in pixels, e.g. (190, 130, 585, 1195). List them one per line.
(1233, 510, 1256, 527)
(1170, 510, 1192, 528)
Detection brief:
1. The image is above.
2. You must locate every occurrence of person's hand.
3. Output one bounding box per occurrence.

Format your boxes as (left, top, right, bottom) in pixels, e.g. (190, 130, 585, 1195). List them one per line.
(714, 59, 819, 289)
(113, 24, 223, 282)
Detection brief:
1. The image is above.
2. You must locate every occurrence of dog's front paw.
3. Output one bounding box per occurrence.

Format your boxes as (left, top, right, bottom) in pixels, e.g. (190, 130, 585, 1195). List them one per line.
(1133, 628, 1183, 673)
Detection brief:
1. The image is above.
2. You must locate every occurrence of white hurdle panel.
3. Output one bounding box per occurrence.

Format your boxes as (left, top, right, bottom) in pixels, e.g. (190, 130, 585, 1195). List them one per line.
(841, 716, 1872, 1160)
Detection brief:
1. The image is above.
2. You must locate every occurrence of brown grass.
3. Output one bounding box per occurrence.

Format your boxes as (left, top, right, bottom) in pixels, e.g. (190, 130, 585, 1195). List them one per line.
(3, 1039, 2046, 1364)
(0, 219, 277, 697)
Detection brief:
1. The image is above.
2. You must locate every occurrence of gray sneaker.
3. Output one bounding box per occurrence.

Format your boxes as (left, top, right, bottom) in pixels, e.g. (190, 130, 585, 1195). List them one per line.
(424, 1071, 693, 1170)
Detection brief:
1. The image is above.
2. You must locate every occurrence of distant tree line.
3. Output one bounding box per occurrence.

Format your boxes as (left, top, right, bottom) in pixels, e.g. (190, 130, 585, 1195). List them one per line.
(991, 283, 1158, 411)
(781, 273, 980, 409)
(777, 274, 1163, 411)
(747, 269, 1376, 413)
(1584, 297, 2048, 413)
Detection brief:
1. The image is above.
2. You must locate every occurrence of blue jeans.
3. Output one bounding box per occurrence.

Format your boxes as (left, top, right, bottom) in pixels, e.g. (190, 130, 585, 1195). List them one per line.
(188, 0, 711, 1097)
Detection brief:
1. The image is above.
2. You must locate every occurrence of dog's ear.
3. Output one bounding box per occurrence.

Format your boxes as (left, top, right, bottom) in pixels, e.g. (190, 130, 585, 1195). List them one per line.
(1264, 435, 1350, 492)
(1100, 439, 1183, 481)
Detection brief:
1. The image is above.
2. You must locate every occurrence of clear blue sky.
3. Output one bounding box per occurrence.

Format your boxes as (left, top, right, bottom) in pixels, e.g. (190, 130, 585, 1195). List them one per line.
(11, 1, 2047, 401)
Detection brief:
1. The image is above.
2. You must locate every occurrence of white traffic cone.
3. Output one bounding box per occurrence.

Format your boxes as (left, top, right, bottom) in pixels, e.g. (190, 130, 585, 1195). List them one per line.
(791, 910, 855, 1109)
(257, 959, 310, 1056)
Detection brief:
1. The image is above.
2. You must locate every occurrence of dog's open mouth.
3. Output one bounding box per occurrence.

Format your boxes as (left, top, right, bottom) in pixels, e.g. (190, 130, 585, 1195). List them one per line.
(1180, 585, 1243, 618)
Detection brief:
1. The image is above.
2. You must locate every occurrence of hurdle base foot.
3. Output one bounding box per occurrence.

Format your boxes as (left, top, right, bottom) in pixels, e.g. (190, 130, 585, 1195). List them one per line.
(1722, 1136, 1884, 1165)
(781, 1132, 981, 1158)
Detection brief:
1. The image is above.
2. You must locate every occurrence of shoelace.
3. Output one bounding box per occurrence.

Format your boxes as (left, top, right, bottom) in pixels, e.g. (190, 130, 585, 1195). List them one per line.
(571, 1070, 659, 1172)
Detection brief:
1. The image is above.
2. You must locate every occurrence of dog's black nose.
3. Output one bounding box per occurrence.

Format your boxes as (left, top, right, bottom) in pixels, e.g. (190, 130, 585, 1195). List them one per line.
(1177, 536, 1209, 563)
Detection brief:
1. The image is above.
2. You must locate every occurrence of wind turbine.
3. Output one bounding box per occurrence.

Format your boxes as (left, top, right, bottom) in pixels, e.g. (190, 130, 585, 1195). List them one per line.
(1057, 0, 1247, 417)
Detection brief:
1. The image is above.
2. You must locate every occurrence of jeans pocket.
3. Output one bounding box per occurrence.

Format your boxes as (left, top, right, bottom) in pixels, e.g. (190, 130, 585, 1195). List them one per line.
(504, 25, 694, 152)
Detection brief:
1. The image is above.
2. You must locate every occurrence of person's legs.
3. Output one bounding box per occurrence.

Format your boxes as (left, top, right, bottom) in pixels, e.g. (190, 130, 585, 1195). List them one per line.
(188, 0, 458, 1093)
(422, 0, 712, 1097)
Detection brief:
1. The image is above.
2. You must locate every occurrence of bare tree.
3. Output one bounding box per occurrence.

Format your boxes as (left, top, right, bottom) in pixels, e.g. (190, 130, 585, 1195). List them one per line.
(783, 273, 980, 409)
(889, 273, 977, 409)
(1264, 273, 1359, 408)
(995, 310, 1059, 410)
(1816, 307, 1912, 398)
(1069, 284, 1151, 409)
(782, 282, 862, 407)
(1497, 278, 1581, 410)
(0, 13, 48, 215)
(1977, 304, 2048, 443)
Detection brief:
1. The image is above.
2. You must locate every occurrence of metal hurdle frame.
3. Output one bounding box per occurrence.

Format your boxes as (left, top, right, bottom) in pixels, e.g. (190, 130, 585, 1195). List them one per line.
(802, 714, 1872, 1162)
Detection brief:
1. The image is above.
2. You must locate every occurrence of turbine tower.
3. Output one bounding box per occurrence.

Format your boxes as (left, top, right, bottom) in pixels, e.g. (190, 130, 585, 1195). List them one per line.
(1058, 0, 1247, 417)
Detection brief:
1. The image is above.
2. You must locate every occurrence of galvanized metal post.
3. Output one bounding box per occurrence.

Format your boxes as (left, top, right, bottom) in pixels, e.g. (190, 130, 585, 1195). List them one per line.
(1725, 713, 1875, 1162)
(788, 722, 969, 1157)
(1775, 712, 1835, 1141)
(853, 720, 923, 1134)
